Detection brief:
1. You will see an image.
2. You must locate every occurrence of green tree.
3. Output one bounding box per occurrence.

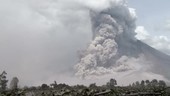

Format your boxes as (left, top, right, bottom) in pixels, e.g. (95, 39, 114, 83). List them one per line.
(50, 81, 57, 88)
(140, 80, 145, 86)
(132, 83, 135, 87)
(110, 78, 117, 86)
(135, 81, 140, 87)
(145, 80, 150, 86)
(10, 77, 19, 90)
(0, 71, 8, 92)
(151, 79, 158, 87)
(158, 80, 166, 88)
(140, 80, 145, 91)
(89, 83, 97, 89)
(107, 78, 117, 89)
(41, 84, 49, 90)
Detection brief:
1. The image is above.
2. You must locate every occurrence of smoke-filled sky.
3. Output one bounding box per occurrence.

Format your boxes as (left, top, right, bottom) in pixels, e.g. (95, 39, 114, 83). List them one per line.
(0, 0, 170, 86)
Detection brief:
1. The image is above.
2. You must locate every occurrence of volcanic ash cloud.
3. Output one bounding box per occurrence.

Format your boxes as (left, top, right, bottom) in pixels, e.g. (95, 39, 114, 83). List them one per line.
(75, 0, 137, 78)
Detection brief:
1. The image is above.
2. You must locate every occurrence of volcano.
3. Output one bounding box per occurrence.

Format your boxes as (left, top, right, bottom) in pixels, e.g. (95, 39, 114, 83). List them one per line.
(75, 1, 170, 82)
(115, 31, 170, 80)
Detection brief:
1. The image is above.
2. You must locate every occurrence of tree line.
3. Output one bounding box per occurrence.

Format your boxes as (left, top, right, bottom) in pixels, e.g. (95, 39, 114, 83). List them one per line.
(0, 71, 169, 96)
(0, 71, 19, 92)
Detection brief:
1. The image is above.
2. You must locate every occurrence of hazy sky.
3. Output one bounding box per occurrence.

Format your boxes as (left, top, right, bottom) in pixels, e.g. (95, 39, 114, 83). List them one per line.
(128, 0, 170, 37)
(0, 0, 170, 86)
(128, 0, 170, 55)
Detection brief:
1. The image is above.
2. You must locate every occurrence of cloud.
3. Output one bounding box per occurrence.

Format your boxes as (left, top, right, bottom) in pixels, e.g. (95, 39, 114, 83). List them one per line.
(0, 0, 93, 86)
(135, 26, 170, 55)
(164, 20, 170, 31)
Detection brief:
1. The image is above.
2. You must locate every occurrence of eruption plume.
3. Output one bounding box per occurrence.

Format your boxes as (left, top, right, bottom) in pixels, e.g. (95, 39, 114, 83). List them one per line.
(75, 0, 170, 83)
(75, 0, 137, 78)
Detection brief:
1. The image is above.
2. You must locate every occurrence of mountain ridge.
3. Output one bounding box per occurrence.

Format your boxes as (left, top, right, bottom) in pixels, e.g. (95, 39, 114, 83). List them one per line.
(115, 33, 170, 80)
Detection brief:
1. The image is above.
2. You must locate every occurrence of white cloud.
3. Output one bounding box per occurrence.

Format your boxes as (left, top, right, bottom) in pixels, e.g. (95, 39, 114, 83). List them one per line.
(0, 0, 93, 86)
(135, 26, 170, 55)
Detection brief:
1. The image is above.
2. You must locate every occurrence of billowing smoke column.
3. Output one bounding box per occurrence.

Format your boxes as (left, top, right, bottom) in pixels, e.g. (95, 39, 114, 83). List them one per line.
(75, 0, 137, 78)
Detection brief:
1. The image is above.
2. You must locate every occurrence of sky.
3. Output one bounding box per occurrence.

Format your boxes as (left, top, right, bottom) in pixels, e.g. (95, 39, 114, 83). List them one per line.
(0, 0, 170, 87)
(128, 0, 170, 36)
(128, 0, 170, 55)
